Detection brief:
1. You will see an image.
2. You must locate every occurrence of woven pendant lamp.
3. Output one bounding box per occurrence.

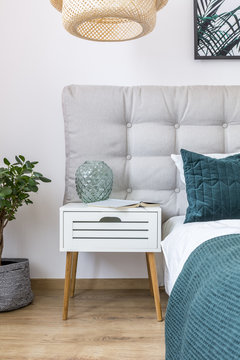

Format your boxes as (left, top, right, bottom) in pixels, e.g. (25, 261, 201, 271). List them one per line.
(50, 0, 168, 41)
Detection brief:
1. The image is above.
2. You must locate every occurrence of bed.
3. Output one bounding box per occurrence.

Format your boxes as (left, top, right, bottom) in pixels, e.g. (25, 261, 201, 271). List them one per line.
(162, 149, 240, 360)
(162, 216, 240, 295)
(164, 229, 240, 359)
(62, 84, 240, 359)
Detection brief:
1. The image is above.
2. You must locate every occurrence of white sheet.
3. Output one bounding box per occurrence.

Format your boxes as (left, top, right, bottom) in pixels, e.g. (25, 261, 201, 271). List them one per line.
(162, 216, 240, 295)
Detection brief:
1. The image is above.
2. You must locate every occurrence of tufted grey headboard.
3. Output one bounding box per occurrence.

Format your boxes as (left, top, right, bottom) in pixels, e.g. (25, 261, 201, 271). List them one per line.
(62, 85, 240, 222)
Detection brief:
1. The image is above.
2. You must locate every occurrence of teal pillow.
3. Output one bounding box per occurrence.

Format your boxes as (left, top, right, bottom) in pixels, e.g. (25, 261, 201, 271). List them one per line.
(181, 149, 240, 223)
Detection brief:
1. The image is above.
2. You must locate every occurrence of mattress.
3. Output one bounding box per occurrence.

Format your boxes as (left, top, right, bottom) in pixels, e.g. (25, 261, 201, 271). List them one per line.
(162, 216, 240, 295)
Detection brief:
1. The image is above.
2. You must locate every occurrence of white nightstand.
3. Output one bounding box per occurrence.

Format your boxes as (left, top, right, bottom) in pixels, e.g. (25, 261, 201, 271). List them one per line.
(60, 203, 163, 321)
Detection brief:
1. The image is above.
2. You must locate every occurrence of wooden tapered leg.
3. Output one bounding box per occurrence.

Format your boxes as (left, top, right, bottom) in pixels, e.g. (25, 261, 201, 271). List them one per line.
(70, 252, 78, 298)
(146, 252, 163, 322)
(63, 252, 72, 320)
(146, 253, 154, 296)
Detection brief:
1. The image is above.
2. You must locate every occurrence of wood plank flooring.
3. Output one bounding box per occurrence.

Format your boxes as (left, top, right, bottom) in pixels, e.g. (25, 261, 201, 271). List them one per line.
(0, 288, 168, 360)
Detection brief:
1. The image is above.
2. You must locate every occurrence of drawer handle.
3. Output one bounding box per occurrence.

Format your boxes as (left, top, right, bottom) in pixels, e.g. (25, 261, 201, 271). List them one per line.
(99, 216, 121, 223)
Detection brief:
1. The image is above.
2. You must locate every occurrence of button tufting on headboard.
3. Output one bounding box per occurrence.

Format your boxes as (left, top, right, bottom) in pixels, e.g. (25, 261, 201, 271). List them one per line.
(62, 85, 240, 222)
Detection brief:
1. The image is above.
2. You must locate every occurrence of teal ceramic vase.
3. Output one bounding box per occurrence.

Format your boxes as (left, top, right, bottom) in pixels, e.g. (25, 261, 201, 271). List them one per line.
(75, 161, 113, 203)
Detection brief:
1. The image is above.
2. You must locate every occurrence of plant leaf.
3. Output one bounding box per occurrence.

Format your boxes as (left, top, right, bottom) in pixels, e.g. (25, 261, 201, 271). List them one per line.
(0, 187, 12, 197)
(39, 176, 51, 183)
(15, 156, 22, 164)
(33, 172, 43, 177)
(19, 155, 25, 162)
(3, 158, 10, 166)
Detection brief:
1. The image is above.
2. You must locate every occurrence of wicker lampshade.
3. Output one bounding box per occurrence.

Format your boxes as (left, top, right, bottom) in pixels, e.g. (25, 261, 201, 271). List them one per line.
(50, 0, 168, 41)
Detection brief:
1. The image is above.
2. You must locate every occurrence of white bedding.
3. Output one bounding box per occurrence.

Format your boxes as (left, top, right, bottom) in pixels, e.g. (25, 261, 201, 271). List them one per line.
(162, 216, 240, 295)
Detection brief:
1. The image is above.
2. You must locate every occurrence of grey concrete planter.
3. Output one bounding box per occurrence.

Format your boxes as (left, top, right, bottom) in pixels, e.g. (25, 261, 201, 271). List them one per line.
(0, 258, 33, 312)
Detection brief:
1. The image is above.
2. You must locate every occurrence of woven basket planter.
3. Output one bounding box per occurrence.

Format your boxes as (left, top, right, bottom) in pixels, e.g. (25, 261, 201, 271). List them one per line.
(0, 258, 33, 312)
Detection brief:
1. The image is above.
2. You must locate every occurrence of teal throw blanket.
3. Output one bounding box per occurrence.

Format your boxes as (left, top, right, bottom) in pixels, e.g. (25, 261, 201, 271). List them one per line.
(165, 233, 240, 360)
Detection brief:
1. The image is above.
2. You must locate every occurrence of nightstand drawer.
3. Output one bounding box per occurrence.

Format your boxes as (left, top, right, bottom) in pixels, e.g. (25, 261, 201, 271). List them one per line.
(61, 211, 159, 251)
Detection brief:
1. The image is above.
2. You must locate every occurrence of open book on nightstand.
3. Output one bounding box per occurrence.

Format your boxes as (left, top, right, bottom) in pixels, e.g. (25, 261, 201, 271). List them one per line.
(88, 199, 160, 209)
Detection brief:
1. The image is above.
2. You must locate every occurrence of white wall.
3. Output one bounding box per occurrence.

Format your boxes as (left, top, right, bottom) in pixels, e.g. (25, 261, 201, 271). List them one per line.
(0, 0, 239, 279)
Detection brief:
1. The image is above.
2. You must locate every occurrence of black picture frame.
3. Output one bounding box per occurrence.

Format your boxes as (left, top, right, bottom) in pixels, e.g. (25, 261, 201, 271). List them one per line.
(194, 0, 240, 60)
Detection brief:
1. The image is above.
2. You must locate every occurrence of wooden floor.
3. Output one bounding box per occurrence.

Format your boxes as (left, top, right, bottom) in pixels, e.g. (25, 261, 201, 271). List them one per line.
(0, 288, 168, 360)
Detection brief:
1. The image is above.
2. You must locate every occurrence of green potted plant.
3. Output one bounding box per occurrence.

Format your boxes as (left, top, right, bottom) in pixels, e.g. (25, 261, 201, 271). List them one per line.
(0, 155, 51, 312)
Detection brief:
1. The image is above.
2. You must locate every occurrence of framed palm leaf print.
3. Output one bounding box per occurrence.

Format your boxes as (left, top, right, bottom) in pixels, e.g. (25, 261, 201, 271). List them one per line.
(194, 0, 240, 59)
